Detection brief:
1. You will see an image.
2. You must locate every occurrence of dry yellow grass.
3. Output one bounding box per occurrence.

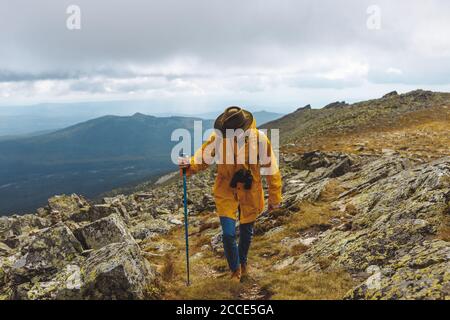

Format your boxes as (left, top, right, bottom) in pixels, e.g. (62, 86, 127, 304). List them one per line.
(259, 268, 355, 300)
(158, 246, 249, 299)
(319, 179, 346, 202)
(142, 212, 242, 299)
(284, 105, 450, 161)
(289, 243, 309, 256)
(285, 202, 340, 233)
(437, 226, 450, 242)
(192, 232, 213, 249)
(436, 205, 450, 242)
(161, 254, 176, 281)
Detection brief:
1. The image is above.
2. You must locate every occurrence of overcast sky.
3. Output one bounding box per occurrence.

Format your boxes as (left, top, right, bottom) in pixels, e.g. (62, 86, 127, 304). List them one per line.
(0, 0, 449, 113)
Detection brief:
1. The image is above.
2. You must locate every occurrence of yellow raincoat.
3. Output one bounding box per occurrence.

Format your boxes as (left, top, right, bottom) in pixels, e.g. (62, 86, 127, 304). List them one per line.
(185, 120, 282, 224)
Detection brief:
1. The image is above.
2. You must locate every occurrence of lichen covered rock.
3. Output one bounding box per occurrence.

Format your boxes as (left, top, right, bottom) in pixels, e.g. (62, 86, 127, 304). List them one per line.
(130, 218, 174, 240)
(47, 194, 89, 222)
(346, 240, 450, 300)
(290, 157, 450, 299)
(74, 214, 135, 250)
(10, 223, 83, 283)
(81, 242, 156, 299)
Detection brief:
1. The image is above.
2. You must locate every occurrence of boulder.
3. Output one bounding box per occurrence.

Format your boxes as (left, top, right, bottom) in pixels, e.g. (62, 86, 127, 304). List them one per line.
(2, 234, 29, 250)
(12, 241, 159, 300)
(323, 101, 348, 109)
(155, 208, 171, 215)
(403, 89, 433, 102)
(25, 264, 83, 300)
(295, 104, 311, 112)
(11, 223, 83, 283)
(70, 204, 113, 223)
(130, 218, 173, 240)
(81, 242, 156, 299)
(382, 91, 398, 99)
(47, 194, 89, 221)
(290, 152, 355, 181)
(74, 214, 135, 250)
(0, 214, 51, 240)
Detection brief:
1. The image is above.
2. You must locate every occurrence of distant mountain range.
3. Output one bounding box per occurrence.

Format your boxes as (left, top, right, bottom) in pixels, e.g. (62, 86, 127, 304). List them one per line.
(0, 99, 284, 136)
(0, 109, 283, 215)
(0, 113, 215, 215)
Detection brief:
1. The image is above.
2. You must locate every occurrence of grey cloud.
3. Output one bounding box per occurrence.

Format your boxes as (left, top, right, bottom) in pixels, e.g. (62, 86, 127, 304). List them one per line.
(1, 0, 443, 70)
(0, 0, 449, 106)
(0, 70, 85, 82)
(0, 67, 211, 83)
(69, 80, 107, 93)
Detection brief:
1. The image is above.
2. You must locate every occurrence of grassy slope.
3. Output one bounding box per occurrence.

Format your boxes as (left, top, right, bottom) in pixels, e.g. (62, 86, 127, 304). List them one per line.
(263, 90, 449, 163)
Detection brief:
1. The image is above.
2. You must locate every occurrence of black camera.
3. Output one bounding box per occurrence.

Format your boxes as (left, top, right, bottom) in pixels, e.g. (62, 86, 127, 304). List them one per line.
(230, 169, 253, 190)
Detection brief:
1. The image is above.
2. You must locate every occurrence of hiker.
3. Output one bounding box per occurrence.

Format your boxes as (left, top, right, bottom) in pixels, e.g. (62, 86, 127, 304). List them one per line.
(179, 106, 282, 281)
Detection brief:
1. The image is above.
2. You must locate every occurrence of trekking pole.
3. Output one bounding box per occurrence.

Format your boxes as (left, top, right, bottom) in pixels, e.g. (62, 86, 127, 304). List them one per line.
(182, 167, 191, 286)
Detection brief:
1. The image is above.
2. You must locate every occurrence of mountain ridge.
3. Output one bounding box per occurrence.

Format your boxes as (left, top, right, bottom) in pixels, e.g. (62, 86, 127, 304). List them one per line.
(0, 100, 283, 136)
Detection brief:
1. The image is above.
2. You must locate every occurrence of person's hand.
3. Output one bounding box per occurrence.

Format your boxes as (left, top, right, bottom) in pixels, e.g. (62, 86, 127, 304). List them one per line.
(178, 163, 190, 178)
(178, 162, 190, 170)
(268, 203, 281, 211)
(178, 155, 190, 170)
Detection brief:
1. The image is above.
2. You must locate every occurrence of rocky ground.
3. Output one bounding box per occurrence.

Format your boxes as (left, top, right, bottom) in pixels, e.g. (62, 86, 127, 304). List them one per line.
(0, 90, 449, 300)
(1, 150, 448, 299)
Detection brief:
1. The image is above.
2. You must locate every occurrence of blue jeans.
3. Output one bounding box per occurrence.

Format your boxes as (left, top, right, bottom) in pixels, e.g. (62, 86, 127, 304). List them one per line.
(220, 216, 254, 272)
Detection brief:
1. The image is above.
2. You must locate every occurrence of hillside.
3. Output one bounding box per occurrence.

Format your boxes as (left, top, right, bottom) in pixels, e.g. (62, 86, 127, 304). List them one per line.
(0, 114, 214, 215)
(0, 90, 449, 300)
(263, 90, 450, 161)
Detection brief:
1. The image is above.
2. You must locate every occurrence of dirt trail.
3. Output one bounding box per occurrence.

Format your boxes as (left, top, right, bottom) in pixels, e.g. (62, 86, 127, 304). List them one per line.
(141, 216, 273, 300)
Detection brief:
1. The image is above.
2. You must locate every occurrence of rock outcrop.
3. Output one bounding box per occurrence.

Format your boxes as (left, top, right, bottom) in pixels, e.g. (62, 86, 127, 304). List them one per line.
(0, 195, 160, 300)
(74, 214, 135, 250)
(263, 154, 450, 299)
(81, 242, 154, 300)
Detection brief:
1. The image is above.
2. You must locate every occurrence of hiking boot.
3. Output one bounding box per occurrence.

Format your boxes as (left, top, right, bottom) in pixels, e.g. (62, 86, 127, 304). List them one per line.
(230, 268, 241, 282)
